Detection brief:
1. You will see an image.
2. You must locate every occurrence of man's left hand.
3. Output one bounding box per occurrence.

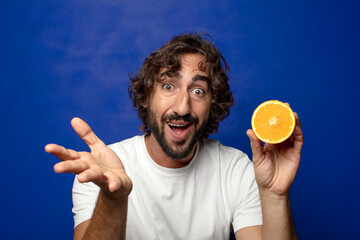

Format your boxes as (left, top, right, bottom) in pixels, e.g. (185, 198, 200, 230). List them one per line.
(247, 111, 303, 196)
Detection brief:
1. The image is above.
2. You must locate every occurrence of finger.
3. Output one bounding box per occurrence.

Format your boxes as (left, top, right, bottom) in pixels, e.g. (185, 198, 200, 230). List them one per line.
(293, 112, 304, 153)
(71, 117, 106, 150)
(53, 160, 90, 174)
(293, 112, 302, 130)
(77, 167, 104, 183)
(45, 144, 80, 161)
(246, 129, 264, 162)
(104, 172, 121, 192)
(108, 180, 121, 192)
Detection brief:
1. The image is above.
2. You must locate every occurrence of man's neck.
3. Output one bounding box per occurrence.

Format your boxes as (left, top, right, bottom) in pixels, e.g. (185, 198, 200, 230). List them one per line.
(144, 134, 197, 168)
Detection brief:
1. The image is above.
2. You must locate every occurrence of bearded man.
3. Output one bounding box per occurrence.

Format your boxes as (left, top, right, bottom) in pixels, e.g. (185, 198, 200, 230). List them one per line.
(46, 33, 303, 240)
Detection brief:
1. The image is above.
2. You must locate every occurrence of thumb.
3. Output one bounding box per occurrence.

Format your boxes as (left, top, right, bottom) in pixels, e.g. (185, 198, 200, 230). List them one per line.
(246, 129, 264, 162)
(71, 117, 106, 149)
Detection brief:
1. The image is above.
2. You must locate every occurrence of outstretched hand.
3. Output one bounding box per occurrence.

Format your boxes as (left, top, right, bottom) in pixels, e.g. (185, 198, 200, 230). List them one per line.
(45, 118, 132, 198)
(247, 112, 303, 196)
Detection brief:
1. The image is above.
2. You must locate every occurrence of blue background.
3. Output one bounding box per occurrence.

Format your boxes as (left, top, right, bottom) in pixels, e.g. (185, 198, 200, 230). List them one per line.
(1, 0, 359, 239)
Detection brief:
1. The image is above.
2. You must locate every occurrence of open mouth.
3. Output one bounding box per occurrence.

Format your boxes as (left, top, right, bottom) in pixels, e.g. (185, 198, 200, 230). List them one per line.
(167, 122, 193, 136)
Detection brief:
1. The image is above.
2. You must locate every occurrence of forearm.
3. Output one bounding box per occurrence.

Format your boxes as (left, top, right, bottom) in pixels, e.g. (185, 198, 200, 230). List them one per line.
(82, 190, 129, 240)
(260, 191, 297, 240)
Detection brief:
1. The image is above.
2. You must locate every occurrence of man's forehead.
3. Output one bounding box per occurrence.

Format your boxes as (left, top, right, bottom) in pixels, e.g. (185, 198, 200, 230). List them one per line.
(158, 53, 209, 77)
(180, 53, 209, 71)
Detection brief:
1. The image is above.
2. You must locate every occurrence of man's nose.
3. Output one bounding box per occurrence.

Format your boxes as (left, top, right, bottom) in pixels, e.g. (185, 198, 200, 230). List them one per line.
(173, 90, 191, 116)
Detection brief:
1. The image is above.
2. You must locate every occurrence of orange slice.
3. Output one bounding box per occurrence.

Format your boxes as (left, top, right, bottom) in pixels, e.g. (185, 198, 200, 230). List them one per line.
(251, 100, 295, 144)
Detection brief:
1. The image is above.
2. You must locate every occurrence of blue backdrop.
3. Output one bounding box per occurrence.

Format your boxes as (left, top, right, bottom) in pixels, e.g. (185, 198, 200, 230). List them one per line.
(1, 0, 359, 239)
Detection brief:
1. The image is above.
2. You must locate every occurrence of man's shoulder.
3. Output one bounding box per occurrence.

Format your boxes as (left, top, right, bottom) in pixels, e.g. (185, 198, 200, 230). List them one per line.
(107, 135, 145, 163)
(200, 138, 253, 180)
(108, 135, 144, 150)
(202, 138, 247, 157)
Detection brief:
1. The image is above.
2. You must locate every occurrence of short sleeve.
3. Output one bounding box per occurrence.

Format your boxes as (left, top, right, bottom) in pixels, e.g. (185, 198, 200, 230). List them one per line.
(224, 149, 263, 232)
(72, 176, 100, 228)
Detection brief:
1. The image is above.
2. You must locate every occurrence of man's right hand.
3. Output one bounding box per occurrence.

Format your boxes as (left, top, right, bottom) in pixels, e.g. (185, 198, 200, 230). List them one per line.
(45, 117, 132, 198)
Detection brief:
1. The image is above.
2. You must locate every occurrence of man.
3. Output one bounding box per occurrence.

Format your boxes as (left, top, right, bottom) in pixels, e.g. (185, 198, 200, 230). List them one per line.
(45, 33, 303, 239)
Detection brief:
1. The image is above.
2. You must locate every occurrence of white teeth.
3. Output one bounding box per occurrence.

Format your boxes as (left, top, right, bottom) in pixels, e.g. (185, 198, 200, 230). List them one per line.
(168, 123, 188, 127)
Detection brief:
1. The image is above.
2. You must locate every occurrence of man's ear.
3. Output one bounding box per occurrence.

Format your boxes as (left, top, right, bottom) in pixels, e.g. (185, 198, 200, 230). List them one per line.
(141, 96, 149, 108)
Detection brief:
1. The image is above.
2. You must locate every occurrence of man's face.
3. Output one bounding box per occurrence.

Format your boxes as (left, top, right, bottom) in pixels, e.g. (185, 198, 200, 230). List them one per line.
(147, 53, 212, 160)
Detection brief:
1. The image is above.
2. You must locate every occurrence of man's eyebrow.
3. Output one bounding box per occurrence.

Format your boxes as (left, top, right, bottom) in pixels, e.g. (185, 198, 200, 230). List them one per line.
(159, 70, 179, 78)
(193, 74, 210, 82)
(158, 71, 210, 83)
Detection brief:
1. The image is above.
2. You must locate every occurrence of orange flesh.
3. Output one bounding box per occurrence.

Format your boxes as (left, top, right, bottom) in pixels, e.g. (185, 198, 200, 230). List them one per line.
(251, 100, 295, 144)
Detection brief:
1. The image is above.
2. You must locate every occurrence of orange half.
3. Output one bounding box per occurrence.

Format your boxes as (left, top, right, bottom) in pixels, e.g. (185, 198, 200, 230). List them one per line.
(251, 100, 295, 144)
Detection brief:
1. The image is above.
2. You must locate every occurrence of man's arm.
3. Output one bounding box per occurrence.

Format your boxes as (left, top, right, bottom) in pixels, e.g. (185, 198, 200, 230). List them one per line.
(235, 194, 297, 240)
(235, 225, 262, 240)
(74, 220, 90, 240)
(74, 192, 129, 240)
(258, 193, 297, 240)
(45, 118, 132, 240)
(236, 111, 302, 240)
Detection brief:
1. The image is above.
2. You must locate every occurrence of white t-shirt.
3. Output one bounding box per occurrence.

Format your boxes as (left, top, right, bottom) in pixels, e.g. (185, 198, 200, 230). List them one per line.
(72, 135, 262, 239)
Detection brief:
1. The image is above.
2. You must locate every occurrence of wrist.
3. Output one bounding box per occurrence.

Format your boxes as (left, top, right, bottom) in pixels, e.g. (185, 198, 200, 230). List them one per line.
(259, 190, 297, 239)
(259, 189, 290, 205)
(100, 189, 130, 204)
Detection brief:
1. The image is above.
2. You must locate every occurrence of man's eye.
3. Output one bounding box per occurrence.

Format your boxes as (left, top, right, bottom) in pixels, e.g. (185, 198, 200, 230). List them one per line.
(192, 88, 205, 96)
(162, 83, 174, 91)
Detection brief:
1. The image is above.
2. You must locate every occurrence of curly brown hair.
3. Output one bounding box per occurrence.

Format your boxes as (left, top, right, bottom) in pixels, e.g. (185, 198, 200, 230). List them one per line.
(128, 33, 234, 138)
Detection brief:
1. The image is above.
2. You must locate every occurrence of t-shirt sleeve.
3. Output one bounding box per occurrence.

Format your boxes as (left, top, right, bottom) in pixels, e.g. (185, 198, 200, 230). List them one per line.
(224, 149, 263, 232)
(71, 142, 128, 229)
(72, 176, 100, 228)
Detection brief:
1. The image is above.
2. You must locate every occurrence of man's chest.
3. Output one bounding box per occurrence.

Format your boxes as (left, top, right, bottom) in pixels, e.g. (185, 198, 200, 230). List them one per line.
(125, 168, 232, 239)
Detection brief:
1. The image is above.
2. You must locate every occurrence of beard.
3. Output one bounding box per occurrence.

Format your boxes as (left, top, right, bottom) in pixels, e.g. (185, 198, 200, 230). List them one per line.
(147, 108, 208, 160)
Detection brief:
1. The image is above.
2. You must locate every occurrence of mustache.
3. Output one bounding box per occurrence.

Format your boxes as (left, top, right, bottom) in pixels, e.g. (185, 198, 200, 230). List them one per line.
(161, 113, 199, 124)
